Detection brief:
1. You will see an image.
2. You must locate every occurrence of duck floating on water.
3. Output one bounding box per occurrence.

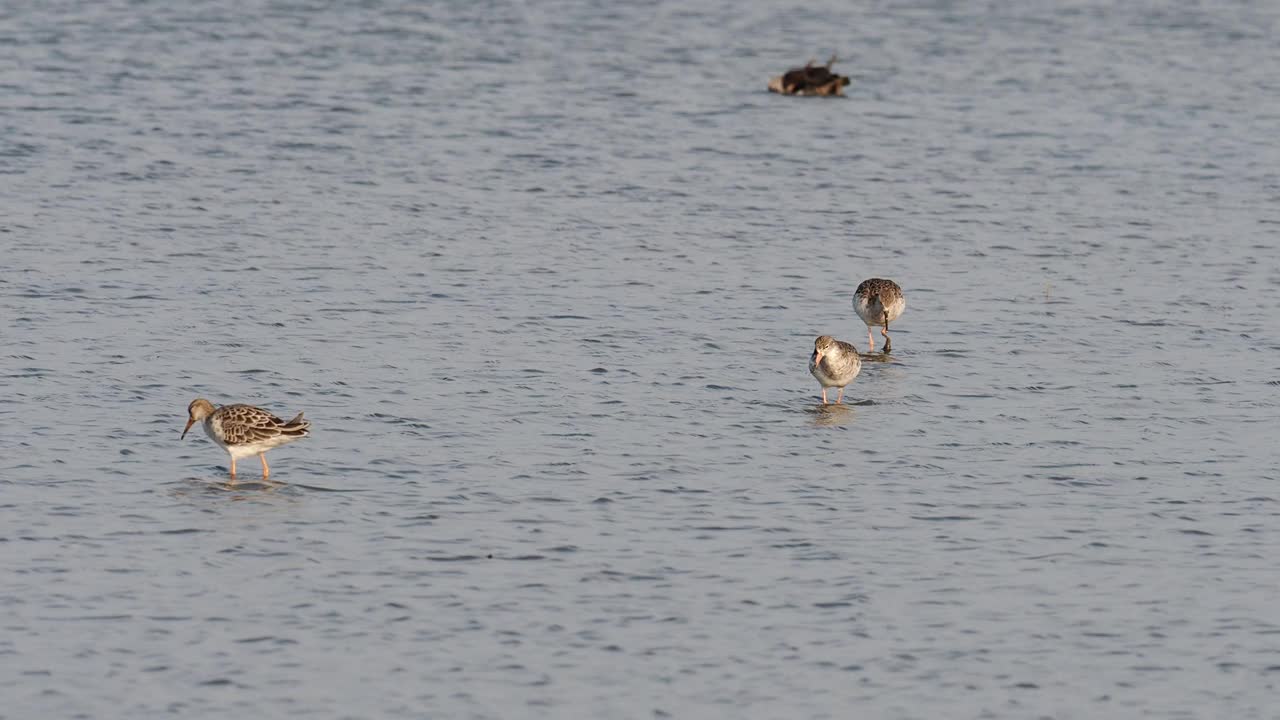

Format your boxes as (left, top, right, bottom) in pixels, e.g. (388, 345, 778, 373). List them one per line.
(768, 55, 851, 97)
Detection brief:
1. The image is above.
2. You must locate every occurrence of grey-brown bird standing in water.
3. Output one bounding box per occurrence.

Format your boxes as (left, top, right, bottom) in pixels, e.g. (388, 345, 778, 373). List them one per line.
(853, 278, 905, 352)
(809, 335, 862, 404)
(182, 398, 310, 480)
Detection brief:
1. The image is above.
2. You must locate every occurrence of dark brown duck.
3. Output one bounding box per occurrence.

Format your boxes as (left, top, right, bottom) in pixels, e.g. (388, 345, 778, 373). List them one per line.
(768, 55, 851, 96)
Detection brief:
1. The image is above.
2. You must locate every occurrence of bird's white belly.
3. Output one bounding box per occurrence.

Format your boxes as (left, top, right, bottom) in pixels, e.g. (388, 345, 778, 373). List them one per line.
(226, 440, 279, 459)
(854, 296, 905, 326)
(810, 358, 845, 388)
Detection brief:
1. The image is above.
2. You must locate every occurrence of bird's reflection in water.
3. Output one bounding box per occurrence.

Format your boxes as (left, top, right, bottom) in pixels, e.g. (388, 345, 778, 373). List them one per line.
(214, 479, 286, 495)
(857, 351, 895, 364)
(170, 477, 293, 500)
(810, 402, 854, 427)
(171, 477, 360, 500)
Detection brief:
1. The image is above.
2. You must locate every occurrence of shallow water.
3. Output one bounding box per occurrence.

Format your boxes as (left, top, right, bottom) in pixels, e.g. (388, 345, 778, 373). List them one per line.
(3, 0, 1280, 717)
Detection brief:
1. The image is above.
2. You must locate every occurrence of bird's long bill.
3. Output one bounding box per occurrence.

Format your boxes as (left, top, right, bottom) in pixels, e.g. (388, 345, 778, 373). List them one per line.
(181, 418, 195, 439)
(812, 351, 823, 365)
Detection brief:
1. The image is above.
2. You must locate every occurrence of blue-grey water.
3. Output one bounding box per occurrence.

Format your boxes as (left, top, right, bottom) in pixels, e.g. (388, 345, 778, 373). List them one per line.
(3, 0, 1280, 717)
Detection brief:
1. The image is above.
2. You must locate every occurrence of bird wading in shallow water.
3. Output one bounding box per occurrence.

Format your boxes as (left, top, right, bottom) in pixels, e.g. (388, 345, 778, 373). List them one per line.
(809, 335, 862, 404)
(853, 278, 905, 352)
(182, 398, 310, 480)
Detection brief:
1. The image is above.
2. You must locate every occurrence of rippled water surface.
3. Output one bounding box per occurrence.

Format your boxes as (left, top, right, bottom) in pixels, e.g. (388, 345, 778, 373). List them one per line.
(4, 0, 1280, 717)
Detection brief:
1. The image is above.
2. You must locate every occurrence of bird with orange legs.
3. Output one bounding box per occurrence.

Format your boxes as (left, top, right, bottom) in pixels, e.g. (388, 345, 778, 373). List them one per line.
(182, 398, 310, 481)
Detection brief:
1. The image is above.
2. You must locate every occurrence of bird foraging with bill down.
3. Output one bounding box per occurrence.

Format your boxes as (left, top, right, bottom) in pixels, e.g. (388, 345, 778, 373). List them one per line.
(182, 398, 310, 480)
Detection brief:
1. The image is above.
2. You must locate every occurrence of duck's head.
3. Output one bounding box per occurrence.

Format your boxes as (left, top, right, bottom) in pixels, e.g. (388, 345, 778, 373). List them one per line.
(182, 398, 216, 439)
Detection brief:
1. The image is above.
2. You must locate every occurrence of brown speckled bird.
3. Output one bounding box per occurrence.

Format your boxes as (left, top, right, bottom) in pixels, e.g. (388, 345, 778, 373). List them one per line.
(853, 278, 906, 352)
(182, 398, 310, 480)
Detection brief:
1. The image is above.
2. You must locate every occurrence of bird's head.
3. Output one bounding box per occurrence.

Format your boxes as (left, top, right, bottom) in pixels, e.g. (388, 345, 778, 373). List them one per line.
(182, 398, 216, 439)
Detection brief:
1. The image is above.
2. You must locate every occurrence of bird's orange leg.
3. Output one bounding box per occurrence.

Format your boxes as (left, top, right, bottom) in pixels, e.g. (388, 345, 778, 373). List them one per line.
(259, 453, 270, 478)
